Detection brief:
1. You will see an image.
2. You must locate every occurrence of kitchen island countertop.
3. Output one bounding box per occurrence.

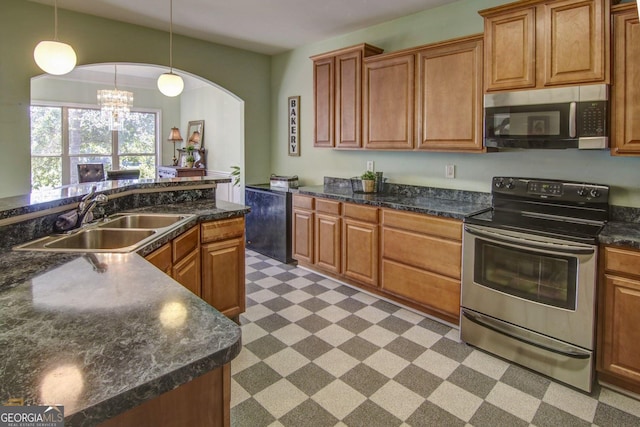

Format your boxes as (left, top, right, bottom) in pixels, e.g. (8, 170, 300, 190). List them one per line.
(0, 198, 248, 426)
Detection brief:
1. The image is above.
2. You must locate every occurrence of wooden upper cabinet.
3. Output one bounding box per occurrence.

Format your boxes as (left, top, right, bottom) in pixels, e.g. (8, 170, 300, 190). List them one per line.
(483, 7, 536, 91)
(416, 35, 484, 152)
(363, 52, 416, 149)
(611, 4, 640, 156)
(312, 56, 334, 147)
(480, 0, 609, 92)
(311, 44, 383, 148)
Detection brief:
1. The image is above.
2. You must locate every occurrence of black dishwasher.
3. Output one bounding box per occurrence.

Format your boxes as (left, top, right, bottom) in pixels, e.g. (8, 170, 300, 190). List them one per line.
(245, 184, 293, 263)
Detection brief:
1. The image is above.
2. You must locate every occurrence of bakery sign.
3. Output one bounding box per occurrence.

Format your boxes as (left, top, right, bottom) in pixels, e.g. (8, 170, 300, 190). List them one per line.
(288, 96, 300, 156)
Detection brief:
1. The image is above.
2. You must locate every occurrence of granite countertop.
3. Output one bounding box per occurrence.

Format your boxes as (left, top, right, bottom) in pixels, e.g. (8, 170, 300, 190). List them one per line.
(599, 221, 640, 250)
(0, 199, 248, 426)
(296, 185, 490, 220)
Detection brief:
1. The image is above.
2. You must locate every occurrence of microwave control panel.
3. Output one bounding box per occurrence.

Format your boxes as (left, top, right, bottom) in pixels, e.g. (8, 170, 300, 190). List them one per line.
(578, 101, 607, 137)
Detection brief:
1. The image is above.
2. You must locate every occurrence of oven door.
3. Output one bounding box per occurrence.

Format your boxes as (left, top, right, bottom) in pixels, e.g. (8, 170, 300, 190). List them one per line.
(461, 224, 597, 349)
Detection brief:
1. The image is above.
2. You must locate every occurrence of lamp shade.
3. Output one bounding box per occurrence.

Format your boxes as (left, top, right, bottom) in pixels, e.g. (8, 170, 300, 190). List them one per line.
(157, 72, 184, 97)
(33, 40, 77, 75)
(167, 127, 183, 141)
(189, 130, 201, 144)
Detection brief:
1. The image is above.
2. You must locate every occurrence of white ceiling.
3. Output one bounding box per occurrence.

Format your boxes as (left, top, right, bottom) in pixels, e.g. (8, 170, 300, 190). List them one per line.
(30, 0, 458, 55)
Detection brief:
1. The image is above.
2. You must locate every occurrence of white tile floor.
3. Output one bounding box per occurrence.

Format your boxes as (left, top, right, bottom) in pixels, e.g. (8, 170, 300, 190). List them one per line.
(231, 250, 640, 426)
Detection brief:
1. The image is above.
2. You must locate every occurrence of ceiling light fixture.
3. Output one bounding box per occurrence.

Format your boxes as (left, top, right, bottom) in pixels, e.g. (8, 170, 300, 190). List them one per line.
(33, 0, 77, 75)
(97, 65, 134, 131)
(157, 0, 184, 97)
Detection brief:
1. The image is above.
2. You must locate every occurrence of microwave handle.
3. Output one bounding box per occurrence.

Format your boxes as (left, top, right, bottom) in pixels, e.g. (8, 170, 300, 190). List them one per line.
(569, 101, 577, 138)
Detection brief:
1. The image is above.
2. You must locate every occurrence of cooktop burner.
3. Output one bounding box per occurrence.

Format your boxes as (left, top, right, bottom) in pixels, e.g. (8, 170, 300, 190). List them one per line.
(465, 177, 610, 244)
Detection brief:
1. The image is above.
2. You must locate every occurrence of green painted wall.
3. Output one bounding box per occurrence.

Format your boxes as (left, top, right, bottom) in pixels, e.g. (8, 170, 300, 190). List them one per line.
(0, 0, 270, 198)
(270, 0, 640, 207)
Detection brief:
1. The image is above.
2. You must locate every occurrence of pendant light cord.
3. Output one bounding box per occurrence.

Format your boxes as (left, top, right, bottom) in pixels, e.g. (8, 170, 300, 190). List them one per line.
(114, 64, 118, 89)
(54, 0, 59, 41)
(169, 0, 174, 72)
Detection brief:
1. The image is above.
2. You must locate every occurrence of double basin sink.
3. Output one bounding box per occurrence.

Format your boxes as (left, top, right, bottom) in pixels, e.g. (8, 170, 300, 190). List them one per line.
(14, 213, 196, 253)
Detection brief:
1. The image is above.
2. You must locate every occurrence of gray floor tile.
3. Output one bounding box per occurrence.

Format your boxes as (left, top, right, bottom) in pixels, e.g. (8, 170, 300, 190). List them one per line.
(261, 297, 294, 312)
(336, 313, 373, 334)
(447, 365, 497, 399)
(406, 400, 466, 427)
(286, 363, 336, 396)
(340, 363, 390, 397)
(245, 271, 268, 281)
(334, 284, 360, 296)
(335, 297, 368, 313)
(253, 313, 291, 333)
(233, 362, 283, 395)
(244, 335, 287, 359)
(470, 402, 529, 427)
(430, 336, 473, 362)
(279, 399, 339, 427)
(299, 297, 331, 312)
(532, 401, 592, 427)
(377, 315, 413, 335)
(393, 364, 442, 398)
(268, 282, 297, 295)
(338, 336, 380, 361)
(500, 364, 551, 399)
(384, 336, 427, 362)
(295, 314, 332, 333)
(291, 335, 334, 360)
(301, 283, 330, 296)
(230, 398, 276, 427)
(247, 262, 272, 272)
(298, 272, 326, 282)
(594, 402, 640, 427)
(372, 299, 401, 314)
(417, 317, 451, 335)
(246, 282, 262, 294)
(272, 271, 298, 282)
(343, 399, 403, 427)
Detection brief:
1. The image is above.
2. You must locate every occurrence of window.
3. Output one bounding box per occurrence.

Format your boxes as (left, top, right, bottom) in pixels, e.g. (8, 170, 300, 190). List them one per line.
(30, 105, 159, 190)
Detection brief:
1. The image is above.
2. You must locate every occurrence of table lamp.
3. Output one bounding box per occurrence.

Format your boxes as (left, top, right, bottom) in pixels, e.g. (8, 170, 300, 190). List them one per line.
(167, 127, 183, 166)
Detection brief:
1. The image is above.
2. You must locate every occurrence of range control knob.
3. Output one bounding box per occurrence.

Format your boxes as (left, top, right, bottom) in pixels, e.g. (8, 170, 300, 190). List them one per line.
(494, 178, 505, 188)
(589, 188, 600, 198)
(577, 187, 589, 197)
(505, 179, 515, 189)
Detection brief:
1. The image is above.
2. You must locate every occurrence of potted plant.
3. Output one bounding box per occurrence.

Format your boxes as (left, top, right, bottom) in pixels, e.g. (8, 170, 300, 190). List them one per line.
(361, 170, 376, 193)
(185, 145, 195, 168)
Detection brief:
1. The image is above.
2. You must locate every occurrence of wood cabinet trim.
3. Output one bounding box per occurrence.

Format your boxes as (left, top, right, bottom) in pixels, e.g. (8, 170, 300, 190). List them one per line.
(145, 243, 172, 275)
(173, 225, 200, 263)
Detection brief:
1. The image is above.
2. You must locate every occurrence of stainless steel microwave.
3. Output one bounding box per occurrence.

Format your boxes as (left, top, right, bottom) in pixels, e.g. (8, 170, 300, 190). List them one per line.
(484, 84, 608, 150)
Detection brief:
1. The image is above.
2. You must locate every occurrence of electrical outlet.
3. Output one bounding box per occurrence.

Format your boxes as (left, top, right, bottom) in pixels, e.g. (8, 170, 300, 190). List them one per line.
(445, 164, 455, 179)
(366, 161, 375, 172)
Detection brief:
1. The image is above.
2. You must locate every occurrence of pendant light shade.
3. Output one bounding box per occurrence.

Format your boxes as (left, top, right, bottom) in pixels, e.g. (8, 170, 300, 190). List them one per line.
(34, 0, 77, 75)
(158, 72, 184, 97)
(157, 0, 184, 97)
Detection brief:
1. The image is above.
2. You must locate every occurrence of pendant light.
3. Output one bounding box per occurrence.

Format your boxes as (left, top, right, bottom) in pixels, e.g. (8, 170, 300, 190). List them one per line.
(157, 0, 184, 97)
(98, 65, 134, 131)
(33, 0, 77, 75)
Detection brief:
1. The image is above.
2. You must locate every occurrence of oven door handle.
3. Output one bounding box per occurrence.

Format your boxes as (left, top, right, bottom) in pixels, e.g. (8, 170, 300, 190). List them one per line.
(462, 309, 591, 359)
(464, 225, 595, 255)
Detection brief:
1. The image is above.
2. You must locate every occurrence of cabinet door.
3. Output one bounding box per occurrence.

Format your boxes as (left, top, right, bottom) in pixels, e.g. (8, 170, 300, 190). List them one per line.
(484, 7, 536, 91)
(315, 213, 341, 274)
(313, 56, 335, 147)
(335, 49, 363, 149)
(202, 238, 245, 318)
(600, 275, 640, 385)
(417, 37, 484, 151)
(363, 53, 415, 149)
(293, 208, 314, 264)
(611, 7, 640, 155)
(173, 248, 201, 297)
(542, 0, 608, 86)
(343, 218, 378, 286)
(146, 243, 172, 275)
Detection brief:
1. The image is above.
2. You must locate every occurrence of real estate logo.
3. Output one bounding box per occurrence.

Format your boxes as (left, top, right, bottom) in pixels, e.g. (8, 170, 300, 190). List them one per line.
(0, 399, 64, 427)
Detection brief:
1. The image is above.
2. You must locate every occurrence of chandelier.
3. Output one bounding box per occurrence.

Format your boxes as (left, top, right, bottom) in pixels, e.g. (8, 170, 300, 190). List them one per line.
(97, 65, 134, 131)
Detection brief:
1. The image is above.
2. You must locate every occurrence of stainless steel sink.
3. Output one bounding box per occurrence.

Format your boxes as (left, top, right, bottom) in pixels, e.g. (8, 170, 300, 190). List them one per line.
(14, 212, 196, 253)
(44, 229, 156, 250)
(98, 213, 190, 229)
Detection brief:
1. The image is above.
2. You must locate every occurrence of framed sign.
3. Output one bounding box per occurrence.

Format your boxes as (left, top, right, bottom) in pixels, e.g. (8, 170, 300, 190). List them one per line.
(288, 96, 300, 156)
(186, 120, 204, 149)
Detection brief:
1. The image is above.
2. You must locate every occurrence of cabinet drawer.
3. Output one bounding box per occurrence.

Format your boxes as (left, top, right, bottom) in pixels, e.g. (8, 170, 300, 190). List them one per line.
(173, 225, 199, 263)
(383, 227, 461, 279)
(604, 246, 640, 278)
(344, 203, 378, 223)
(201, 217, 244, 243)
(382, 209, 461, 241)
(293, 194, 315, 210)
(381, 259, 460, 319)
(316, 198, 341, 215)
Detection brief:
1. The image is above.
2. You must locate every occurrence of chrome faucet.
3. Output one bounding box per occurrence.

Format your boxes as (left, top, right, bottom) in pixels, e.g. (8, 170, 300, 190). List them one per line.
(78, 186, 109, 226)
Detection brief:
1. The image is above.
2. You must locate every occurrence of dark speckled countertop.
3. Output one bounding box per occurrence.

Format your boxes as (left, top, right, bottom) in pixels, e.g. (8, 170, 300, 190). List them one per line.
(0, 198, 249, 426)
(296, 185, 490, 220)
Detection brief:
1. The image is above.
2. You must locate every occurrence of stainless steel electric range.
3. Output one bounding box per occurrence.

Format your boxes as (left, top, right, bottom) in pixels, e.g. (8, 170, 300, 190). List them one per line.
(460, 177, 609, 392)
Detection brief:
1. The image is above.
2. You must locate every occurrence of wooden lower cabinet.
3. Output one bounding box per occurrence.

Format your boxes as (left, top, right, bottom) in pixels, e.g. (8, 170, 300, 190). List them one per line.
(343, 217, 378, 286)
(145, 218, 245, 319)
(100, 364, 230, 427)
(315, 212, 341, 274)
(202, 237, 246, 319)
(597, 245, 640, 394)
(293, 195, 315, 263)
